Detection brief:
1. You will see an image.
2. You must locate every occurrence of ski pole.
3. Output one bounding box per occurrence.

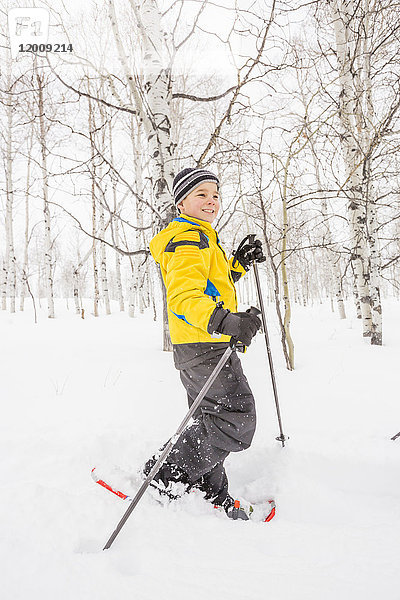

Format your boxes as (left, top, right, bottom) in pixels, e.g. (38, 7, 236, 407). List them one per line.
(246, 234, 287, 447)
(103, 317, 258, 550)
(391, 431, 400, 441)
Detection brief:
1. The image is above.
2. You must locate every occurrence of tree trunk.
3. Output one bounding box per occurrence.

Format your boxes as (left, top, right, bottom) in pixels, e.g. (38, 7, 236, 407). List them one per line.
(4, 61, 17, 313)
(73, 268, 80, 315)
(20, 131, 33, 312)
(99, 203, 111, 315)
(281, 155, 295, 369)
(36, 65, 55, 319)
(114, 219, 125, 312)
(128, 269, 136, 318)
(331, 0, 373, 336)
(108, 120, 124, 312)
(361, 1, 382, 345)
(264, 232, 292, 371)
(87, 89, 100, 317)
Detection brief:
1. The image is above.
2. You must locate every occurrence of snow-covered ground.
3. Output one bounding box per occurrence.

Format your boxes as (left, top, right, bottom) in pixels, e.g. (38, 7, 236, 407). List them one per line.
(2, 298, 399, 600)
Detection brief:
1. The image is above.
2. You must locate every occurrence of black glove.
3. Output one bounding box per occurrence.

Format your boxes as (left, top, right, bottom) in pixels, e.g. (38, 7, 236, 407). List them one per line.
(233, 239, 266, 271)
(213, 310, 261, 346)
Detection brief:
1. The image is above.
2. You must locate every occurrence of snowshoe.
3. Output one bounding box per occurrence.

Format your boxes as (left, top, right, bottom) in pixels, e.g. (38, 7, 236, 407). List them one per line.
(215, 495, 276, 522)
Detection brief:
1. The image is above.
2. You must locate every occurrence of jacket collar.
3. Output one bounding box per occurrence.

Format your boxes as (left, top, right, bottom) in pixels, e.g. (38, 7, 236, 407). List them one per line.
(172, 214, 216, 236)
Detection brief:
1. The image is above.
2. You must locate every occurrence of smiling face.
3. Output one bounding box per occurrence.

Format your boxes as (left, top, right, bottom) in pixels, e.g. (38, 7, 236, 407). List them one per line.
(177, 182, 220, 223)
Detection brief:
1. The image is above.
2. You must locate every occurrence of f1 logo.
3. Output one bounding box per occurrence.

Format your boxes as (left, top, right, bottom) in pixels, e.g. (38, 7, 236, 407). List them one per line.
(8, 8, 50, 58)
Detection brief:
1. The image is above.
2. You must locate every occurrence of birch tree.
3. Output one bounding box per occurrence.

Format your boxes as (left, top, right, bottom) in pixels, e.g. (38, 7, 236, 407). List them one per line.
(1, 59, 17, 313)
(35, 62, 55, 319)
(97, 105, 111, 316)
(109, 0, 175, 224)
(87, 90, 100, 317)
(20, 130, 34, 312)
(108, 119, 124, 312)
(108, 0, 175, 346)
(328, 0, 385, 343)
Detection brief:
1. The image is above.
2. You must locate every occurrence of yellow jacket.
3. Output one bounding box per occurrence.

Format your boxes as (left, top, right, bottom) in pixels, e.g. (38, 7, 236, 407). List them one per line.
(149, 215, 247, 345)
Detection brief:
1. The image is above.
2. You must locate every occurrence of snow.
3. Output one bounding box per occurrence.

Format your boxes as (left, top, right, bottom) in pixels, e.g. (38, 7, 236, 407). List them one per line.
(1, 299, 400, 599)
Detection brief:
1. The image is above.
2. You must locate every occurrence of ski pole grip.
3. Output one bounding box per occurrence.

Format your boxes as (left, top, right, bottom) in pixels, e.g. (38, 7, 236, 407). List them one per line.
(231, 306, 261, 353)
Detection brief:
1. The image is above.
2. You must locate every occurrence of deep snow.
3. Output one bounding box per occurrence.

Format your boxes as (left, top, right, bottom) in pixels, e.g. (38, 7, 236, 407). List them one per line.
(1, 298, 399, 599)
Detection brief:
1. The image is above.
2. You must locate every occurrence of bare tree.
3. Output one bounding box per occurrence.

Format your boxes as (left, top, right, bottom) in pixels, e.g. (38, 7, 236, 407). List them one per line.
(35, 61, 55, 318)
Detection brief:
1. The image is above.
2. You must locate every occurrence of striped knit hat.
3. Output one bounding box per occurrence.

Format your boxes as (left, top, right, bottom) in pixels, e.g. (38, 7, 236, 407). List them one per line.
(173, 167, 219, 206)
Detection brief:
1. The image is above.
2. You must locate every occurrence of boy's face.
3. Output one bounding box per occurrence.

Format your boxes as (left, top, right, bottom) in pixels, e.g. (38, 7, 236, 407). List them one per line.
(177, 182, 220, 223)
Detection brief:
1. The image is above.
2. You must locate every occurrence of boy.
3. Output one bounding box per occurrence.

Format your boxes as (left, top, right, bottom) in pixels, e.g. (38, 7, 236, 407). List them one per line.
(146, 167, 266, 520)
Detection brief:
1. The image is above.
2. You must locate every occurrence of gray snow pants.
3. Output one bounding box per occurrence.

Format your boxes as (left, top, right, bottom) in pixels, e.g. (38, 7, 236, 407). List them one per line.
(165, 347, 256, 504)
